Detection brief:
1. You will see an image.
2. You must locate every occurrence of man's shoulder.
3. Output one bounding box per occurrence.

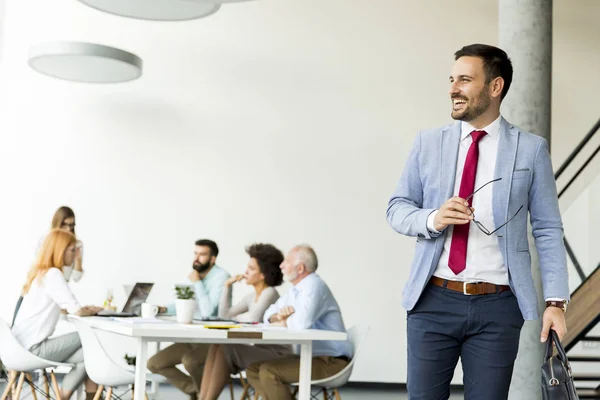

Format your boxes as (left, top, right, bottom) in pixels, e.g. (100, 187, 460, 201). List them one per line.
(417, 122, 457, 141)
(502, 119, 546, 146)
(301, 274, 332, 295)
(212, 265, 231, 278)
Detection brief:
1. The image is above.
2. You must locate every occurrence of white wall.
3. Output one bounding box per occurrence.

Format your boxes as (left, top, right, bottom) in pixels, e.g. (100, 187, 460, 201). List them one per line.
(0, 0, 598, 384)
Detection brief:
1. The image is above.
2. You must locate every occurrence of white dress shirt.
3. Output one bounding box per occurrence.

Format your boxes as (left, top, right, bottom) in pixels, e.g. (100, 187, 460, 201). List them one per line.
(428, 116, 509, 285)
(263, 273, 353, 358)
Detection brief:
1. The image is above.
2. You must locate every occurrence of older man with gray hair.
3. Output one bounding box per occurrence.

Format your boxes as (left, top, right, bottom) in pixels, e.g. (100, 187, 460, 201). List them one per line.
(245, 244, 353, 400)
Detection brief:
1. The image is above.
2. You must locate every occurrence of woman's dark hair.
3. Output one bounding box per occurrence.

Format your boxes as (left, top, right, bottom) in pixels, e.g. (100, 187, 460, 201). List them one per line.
(454, 43, 513, 100)
(246, 243, 284, 287)
(195, 239, 219, 257)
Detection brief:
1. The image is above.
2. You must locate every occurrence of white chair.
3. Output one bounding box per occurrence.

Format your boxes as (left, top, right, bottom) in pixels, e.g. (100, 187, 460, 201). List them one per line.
(0, 317, 76, 400)
(68, 316, 165, 400)
(290, 324, 369, 400)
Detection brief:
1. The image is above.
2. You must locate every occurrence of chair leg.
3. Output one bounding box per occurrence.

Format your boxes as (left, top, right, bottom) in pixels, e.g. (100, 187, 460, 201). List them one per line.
(144, 394, 149, 400)
(92, 385, 104, 400)
(229, 378, 235, 400)
(333, 388, 341, 400)
(10, 371, 18, 399)
(43, 372, 50, 400)
(0, 370, 18, 400)
(26, 374, 38, 400)
(13, 372, 26, 400)
(49, 371, 62, 400)
(322, 388, 328, 400)
(240, 385, 251, 400)
(106, 387, 113, 399)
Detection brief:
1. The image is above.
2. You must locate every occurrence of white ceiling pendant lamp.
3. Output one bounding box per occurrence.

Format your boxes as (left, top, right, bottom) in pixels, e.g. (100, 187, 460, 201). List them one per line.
(76, 0, 221, 21)
(28, 41, 142, 83)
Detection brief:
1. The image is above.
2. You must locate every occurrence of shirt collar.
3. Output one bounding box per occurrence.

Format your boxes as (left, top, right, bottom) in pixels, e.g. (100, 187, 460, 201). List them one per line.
(460, 115, 502, 142)
(291, 272, 317, 293)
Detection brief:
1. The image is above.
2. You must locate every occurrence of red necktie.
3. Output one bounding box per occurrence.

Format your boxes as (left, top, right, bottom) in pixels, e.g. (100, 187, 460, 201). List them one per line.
(448, 130, 487, 275)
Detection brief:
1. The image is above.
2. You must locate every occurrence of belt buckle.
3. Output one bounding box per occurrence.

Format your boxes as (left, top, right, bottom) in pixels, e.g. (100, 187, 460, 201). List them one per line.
(463, 281, 476, 295)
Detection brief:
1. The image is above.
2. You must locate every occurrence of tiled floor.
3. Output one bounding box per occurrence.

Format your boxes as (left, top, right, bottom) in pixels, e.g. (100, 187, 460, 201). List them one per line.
(146, 383, 465, 400)
(0, 382, 465, 399)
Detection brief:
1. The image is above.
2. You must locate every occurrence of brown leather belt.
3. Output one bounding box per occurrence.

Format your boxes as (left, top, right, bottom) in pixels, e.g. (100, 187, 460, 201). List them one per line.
(430, 276, 511, 296)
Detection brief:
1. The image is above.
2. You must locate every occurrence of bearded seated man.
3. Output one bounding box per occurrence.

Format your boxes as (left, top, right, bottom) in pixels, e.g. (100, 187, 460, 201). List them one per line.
(148, 239, 230, 400)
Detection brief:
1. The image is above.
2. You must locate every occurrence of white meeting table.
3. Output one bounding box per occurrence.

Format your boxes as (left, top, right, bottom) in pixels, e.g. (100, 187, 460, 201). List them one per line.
(80, 317, 347, 400)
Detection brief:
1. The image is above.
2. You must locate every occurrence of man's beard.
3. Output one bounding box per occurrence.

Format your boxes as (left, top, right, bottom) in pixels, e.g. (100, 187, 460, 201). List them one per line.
(193, 261, 211, 273)
(284, 270, 298, 282)
(451, 85, 491, 122)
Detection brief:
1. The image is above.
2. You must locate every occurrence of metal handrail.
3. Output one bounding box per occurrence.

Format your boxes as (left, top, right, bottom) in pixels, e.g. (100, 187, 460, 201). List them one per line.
(554, 118, 600, 283)
(555, 117, 600, 180)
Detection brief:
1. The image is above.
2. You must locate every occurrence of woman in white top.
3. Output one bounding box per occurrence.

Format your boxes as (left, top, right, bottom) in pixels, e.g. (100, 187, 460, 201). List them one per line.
(50, 206, 84, 282)
(199, 244, 292, 400)
(12, 229, 102, 400)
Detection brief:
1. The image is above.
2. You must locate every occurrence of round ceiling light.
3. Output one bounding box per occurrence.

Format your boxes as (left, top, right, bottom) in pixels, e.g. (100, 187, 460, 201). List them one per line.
(76, 0, 220, 21)
(28, 41, 142, 83)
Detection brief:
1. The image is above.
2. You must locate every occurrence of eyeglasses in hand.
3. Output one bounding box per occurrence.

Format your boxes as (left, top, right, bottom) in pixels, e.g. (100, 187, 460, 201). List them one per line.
(464, 178, 524, 237)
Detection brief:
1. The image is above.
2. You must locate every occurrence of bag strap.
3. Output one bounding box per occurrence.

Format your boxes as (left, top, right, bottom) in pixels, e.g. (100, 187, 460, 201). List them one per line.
(551, 330, 569, 363)
(545, 329, 573, 376)
(544, 329, 555, 360)
(10, 296, 23, 328)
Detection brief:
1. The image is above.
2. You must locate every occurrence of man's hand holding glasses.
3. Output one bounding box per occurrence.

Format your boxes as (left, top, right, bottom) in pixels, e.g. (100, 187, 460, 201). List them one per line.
(433, 197, 474, 232)
(432, 178, 523, 236)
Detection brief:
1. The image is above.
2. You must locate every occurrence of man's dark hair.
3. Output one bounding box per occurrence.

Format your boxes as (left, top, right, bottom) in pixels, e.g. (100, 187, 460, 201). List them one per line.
(454, 44, 513, 100)
(195, 239, 219, 257)
(246, 243, 284, 287)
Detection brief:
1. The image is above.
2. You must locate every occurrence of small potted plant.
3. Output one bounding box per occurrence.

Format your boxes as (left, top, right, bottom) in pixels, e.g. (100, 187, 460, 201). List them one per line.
(175, 285, 196, 324)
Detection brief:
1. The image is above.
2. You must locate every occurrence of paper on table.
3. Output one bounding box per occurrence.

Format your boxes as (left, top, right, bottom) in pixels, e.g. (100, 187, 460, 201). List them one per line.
(257, 325, 288, 331)
(112, 317, 173, 324)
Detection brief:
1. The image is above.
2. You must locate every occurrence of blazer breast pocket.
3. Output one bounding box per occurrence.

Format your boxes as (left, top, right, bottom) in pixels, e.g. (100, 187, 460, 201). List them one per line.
(512, 169, 530, 180)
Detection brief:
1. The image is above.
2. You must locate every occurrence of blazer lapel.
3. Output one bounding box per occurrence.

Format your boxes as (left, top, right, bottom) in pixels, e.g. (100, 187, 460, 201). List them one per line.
(493, 117, 518, 228)
(440, 121, 462, 204)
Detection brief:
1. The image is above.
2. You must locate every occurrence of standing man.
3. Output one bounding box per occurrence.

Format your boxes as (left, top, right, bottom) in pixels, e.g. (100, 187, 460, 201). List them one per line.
(386, 44, 569, 399)
(148, 239, 230, 400)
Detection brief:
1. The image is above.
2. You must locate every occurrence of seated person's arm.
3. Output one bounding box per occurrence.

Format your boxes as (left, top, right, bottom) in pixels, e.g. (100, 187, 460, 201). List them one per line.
(196, 273, 229, 318)
(282, 288, 323, 329)
(219, 284, 249, 319)
(264, 297, 288, 324)
(45, 269, 100, 316)
(245, 288, 280, 323)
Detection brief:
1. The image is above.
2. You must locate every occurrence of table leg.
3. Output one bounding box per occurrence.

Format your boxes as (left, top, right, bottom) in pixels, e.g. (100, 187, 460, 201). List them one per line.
(297, 341, 313, 400)
(133, 338, 148, 400)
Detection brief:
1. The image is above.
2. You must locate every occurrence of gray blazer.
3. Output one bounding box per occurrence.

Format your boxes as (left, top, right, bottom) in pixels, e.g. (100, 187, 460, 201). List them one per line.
(387, 117, 570, 320)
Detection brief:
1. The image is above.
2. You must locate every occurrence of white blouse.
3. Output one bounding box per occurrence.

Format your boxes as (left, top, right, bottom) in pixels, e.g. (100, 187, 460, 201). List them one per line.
(12, 268, 81, 349)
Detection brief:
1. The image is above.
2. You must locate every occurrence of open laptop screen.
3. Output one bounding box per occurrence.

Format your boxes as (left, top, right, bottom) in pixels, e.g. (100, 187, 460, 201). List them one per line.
(122, 283, 154, 315)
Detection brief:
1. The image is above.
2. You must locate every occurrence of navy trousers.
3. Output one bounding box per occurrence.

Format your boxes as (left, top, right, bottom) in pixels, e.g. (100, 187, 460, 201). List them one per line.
(406, 282, 524, 400)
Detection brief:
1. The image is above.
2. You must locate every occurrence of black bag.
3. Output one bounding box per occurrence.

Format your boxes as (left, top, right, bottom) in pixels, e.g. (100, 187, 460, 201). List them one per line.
(541, 329, 579, 400)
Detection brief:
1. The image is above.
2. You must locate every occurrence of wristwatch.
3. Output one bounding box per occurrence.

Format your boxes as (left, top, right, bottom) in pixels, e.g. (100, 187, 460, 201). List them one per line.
(546, 300, 567, 313)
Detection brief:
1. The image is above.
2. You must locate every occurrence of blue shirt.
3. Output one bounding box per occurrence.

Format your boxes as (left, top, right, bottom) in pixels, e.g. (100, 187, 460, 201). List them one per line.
(263, 273, 353, 358)
(167, 265, 230, 319)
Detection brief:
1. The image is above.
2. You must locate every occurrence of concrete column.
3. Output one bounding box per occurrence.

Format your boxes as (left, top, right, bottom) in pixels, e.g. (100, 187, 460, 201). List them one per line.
(498, 1, 553, 399)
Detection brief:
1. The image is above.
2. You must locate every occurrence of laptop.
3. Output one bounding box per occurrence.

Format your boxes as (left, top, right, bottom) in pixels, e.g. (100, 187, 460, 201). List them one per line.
(96, 282, 154, 317)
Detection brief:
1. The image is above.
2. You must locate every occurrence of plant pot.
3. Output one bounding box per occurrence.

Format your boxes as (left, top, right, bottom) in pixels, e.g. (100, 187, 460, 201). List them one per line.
(175, 299, 196, 324)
